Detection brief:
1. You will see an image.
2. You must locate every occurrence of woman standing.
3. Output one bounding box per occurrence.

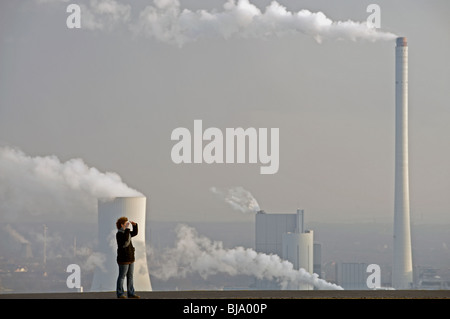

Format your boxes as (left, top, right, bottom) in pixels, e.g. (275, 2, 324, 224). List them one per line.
(115, 216, 140, 299)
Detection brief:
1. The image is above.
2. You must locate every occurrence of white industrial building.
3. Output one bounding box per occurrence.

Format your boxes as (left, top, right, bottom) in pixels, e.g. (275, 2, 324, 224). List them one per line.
(91, 196, 152, 292)
(255, 209, 316, 290)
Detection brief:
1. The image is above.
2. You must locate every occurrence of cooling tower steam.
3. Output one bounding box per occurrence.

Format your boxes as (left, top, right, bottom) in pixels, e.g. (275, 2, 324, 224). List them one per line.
(0, 146, 142, 221)
(210, 186, 260, 213)
(44, 0, 397, 46)
(152, 224, 342, 290)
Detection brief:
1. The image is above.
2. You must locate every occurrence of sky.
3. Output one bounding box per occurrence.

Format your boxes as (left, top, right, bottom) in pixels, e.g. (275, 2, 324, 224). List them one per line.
(0, 0, 449, 226)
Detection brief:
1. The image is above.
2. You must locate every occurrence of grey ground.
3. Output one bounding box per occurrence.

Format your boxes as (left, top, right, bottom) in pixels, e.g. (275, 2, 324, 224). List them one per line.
(1, 290, 449, 299)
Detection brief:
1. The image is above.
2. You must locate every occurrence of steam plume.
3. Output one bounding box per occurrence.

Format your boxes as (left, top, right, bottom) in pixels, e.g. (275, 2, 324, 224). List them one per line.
(0, 146, 142, 221)
(5, 224, 30, 244)
(152, 224, 343, 290)
(210, 186, 260, 214)
(44, 0, 397, 46)
(131, 0, 397, 46)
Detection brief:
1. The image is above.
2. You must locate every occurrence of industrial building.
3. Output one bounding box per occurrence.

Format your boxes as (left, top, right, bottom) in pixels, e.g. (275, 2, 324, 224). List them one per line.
(337, 263, 370, 290)
(313, 243, 322, 278)
(255, 209, 317, 290)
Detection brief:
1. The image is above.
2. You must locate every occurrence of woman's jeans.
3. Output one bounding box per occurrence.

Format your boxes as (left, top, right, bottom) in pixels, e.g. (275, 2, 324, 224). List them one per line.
(116, 263, 135, 297)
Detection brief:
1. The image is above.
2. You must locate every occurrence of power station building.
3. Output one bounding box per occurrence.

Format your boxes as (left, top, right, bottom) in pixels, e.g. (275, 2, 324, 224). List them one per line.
(91, 196, 152, 292)
(255, 209, 317, 290)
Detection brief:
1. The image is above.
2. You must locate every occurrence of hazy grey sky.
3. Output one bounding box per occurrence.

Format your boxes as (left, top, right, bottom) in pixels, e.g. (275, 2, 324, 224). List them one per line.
(1, 0, 449, 224)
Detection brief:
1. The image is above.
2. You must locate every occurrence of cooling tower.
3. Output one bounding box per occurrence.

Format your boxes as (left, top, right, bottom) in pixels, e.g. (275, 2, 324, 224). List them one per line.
(393, 37, 413, 289)
(91, 197, 152, 292)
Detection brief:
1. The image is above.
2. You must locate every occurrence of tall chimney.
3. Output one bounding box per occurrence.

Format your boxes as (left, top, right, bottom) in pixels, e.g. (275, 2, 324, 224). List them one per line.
(393, 37, 413, 289)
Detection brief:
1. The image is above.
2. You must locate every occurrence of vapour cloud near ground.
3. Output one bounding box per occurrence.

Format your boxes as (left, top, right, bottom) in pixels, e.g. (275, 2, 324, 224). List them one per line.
(150, 223, 342, 290)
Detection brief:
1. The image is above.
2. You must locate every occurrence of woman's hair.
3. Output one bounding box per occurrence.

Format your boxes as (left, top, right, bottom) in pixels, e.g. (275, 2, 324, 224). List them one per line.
(116, 217, 128, 229)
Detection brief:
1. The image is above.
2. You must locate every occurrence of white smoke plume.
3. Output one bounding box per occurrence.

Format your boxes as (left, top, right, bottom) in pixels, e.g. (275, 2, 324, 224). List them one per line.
(210, 186, 260, 214)
(0, 146, 142, 221)
(79, 0, 132, 31)
(131, 0, 397, 46)
(82, 252, 107, 272)
(152, 224, 343, 290)
(42, 0, 397, 46)
(5, 224, 30, 244)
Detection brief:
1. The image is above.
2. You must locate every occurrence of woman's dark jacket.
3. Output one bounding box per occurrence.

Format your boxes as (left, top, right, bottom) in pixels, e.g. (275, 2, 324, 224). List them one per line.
(116, 224, 138, 264)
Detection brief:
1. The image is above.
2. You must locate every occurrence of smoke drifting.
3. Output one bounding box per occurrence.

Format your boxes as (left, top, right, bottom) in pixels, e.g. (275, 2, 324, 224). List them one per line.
(152, 224, 342, 290)
(5, 224, 30, 244)
(210, 186, 260, 214)
(0, 146, 142, 221)
(46, 0, 397, 46)
(131, 0, 397, 46)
